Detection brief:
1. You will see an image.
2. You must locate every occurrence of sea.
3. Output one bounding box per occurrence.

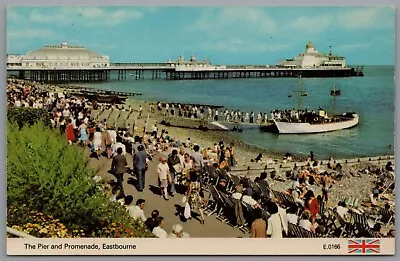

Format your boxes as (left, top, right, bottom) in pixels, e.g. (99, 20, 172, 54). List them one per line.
(80, 66, 395, 160)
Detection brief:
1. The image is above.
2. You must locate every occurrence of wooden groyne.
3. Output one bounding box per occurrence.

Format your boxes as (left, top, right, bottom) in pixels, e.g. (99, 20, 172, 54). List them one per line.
(67, 87, 142, 97)
(158, 102, 224, 110)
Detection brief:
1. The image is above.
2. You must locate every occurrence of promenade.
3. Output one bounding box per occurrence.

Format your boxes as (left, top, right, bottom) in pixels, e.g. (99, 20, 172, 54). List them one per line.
(87, 150, 245, 238)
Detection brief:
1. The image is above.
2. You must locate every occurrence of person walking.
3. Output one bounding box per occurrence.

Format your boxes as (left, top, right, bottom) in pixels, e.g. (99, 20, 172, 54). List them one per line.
(167, 149, 181, 197)
(77, 120, 89, 147)
(157, 157, 171, 200)
(92, 127, 103, 159)
(104, 128, 113, 159)
(66, 119, 75, 145)
(185, 171, 205, 224)
(133, 145, 147, 192)
(111, 147, 127, 193)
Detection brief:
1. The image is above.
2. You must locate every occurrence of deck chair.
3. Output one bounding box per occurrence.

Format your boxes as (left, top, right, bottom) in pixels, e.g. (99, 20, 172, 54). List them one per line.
(381, 177, 395, 194)
(288, 223, 316, 238)
(217, 192, 237, 224)
(202, 185, 216, 214)
(374, 208, 395, 226)
(282, 193, 296, 206)
(256, 180, 271, 199)
(351, 211, 374, 238)
(199, 168, 211, 189)
(242, 202, 256, 227)
(248, 180, 262, 199)
(230, 174, 241, 187)
(233, 197, 248, 233)
(205, 166, 219, 186)
(206, 185, 225, 217)
(224, 175, 236, 193)
(330, 209, 352, 238)
(271, 190, 282, 202)
(318, 201, 334, 229)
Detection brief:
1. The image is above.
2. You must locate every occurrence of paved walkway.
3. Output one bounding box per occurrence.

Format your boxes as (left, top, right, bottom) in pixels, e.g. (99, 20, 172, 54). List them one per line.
(87, 149, 246, 238)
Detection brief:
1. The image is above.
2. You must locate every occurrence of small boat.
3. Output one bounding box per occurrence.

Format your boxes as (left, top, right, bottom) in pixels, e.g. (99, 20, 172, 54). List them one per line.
(273, 78, 359, 134)
(273, 112, 359, 134)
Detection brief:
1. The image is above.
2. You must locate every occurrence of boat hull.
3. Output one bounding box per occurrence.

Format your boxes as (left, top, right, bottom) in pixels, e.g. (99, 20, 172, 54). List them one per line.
(274, 114, 359, 134)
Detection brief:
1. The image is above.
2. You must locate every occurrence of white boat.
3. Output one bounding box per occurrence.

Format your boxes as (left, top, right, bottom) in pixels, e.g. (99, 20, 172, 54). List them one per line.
(274, 113, 359, 134)
(273, 77, 359, 134)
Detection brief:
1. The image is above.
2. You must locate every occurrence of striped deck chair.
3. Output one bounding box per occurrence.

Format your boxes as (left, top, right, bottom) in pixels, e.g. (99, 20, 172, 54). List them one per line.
(382, 177, 395, 194)
(351, 211, 374, 238)
(272, 190, 287, 206)
(272, 190, 295, 207)
(288, 223, 317, 238)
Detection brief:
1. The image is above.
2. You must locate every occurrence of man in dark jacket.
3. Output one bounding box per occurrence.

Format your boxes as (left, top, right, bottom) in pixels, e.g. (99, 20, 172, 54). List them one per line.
(133, 145, 147, 192)
(167, 149, 181, 197)
(145, 210, 160, 232)
(111, 147, 127, 193)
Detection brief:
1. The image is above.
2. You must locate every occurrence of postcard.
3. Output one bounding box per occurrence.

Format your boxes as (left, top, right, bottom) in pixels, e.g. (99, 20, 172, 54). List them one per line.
(6, 5, 395, 255)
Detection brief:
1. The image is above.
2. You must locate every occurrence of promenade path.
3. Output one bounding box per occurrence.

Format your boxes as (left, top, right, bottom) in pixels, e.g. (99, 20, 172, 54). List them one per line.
(86, 150, 246, 238)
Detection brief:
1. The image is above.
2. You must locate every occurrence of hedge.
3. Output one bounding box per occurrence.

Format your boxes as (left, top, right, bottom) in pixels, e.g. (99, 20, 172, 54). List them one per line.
(7, 119, 153, 238)
(7, 107, 52, 129)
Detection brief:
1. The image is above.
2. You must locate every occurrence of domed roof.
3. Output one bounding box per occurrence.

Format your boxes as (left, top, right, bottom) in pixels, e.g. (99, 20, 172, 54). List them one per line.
(25, 42, 106, 59)
(306, 41, 314, 49)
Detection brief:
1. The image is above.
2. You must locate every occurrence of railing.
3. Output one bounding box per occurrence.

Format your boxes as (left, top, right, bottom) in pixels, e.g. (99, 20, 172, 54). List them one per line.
(6, 64, 360, 71)
(7, 227, 37, 238)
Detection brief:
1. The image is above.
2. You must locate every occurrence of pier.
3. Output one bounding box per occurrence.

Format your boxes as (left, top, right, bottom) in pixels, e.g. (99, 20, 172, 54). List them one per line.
(7, 64, 364, 83)
(6, 41, 364, 83)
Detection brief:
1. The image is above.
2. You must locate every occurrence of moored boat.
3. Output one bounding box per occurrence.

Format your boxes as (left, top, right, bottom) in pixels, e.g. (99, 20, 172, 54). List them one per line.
(274, 112, 359, 134)
(272, 77, 359, 134)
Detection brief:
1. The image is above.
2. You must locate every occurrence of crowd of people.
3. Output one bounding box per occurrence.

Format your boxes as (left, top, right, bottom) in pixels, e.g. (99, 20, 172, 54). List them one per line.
(198, 152, 396, 238)
(153, 101, 270, 124)
(270, 108, 335, 124)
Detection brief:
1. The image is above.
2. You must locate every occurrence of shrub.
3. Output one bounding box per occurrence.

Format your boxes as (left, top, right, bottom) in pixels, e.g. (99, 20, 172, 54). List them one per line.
(7, 121, 154, 238)
(7, 107, 52, 129)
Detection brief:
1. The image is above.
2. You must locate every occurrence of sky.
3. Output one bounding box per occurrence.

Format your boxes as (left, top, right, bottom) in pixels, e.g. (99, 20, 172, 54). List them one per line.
(6, 6, 395, 65)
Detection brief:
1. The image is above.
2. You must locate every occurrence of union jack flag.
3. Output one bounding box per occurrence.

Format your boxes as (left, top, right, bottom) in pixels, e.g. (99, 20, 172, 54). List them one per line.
(348, 239, 380, 254)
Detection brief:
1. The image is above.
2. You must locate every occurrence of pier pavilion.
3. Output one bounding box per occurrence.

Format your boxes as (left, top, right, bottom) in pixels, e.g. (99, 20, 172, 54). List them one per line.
(7, 42, 111, 82)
